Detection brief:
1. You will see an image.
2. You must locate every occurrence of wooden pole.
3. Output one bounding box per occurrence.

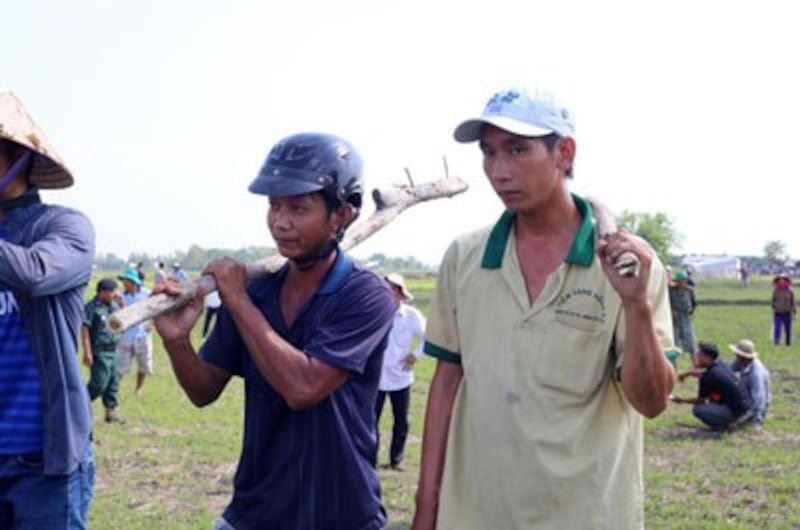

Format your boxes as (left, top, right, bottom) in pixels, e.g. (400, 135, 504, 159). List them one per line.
(108, 176, 469, 333)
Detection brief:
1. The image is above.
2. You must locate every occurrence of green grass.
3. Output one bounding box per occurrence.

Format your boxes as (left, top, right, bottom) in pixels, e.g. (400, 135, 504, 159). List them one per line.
(85, 275, 800, 528)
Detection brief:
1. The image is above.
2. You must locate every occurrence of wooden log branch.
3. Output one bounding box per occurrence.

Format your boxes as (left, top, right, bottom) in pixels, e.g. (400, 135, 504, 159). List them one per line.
(587, 196, 641, 277)
(108, 175, 469, 334)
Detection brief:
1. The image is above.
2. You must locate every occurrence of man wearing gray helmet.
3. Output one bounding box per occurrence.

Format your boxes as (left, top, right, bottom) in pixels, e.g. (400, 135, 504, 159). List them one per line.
(153, 132, 395, 529)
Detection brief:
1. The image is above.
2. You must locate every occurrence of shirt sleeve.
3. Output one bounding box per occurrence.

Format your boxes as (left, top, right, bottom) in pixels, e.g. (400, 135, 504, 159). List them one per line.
(199, 303, 244, 377)
(613, 249, 676, 371)
(0, 208, 95, 297)
(424, 240, 462, 364)
(750, 369, 767, 411)
(698, 372, 710, 399)
(303, 273, 396, 374)
(83, 301, 94, 328)
(410, 306, 427, 358)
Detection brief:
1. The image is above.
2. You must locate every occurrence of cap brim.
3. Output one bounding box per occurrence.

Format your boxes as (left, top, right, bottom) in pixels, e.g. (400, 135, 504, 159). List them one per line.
(453, 116, 555, 143)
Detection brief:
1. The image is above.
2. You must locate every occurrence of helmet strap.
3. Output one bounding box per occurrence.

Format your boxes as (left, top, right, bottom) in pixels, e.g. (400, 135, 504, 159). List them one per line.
(292, 239, 339, 271)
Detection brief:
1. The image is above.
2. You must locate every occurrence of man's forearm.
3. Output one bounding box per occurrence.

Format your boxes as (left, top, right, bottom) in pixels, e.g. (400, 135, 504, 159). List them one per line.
(412, 360, 463, 529)
(163, 336, 228, 407)
(620, 301, 676, 417)
(226, 297, 347, 410)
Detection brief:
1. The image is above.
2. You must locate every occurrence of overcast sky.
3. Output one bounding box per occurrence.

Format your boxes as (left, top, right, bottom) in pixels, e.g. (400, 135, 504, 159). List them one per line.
(3, 1, 798, 266)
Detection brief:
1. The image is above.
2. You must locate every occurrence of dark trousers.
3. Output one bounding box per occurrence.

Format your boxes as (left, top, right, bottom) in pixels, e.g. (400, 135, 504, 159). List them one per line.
(773, 312, 792, 346)
(203, 307, 220, 337)
(87, 350, 119, 409)
(375, 387, 410, 466)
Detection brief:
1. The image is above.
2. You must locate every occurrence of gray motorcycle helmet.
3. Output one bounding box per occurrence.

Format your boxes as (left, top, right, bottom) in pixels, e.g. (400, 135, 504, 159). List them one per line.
(249, 132, 363, 210)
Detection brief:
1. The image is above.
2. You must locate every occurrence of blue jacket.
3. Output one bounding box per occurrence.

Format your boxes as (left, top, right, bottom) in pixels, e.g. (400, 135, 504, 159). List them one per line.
(0, 191, 95, 475)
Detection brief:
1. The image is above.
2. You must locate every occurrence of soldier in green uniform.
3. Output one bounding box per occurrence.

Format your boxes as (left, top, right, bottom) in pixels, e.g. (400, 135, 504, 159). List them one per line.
(82, 278, 125, 423)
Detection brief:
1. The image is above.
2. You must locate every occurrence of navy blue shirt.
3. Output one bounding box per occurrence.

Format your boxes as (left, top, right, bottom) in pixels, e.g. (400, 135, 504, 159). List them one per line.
(0, 223, 43, 454)
(699, 359, 751, 417)
(200, 251, 395, 530)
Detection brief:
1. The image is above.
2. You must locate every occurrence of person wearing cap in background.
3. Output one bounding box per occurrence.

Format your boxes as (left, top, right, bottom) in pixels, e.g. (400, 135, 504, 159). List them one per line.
(669, 269, 697, 357)
(729, 339, 771, 428)
(82, 278, 126, 423)
(170, 261, 188, 283)
(152, 133, 395, 529)
(0, 92, 95, 528)
(672, 341, 752, 431)
(375, 273, 426, 471)
(117, 267, 154, 398)
(411, 87, 675, 530)
(771, 273, 795, 346)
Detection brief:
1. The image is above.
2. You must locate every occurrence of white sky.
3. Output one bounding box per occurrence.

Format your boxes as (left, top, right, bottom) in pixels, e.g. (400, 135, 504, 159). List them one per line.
(3, 1, 799, 266)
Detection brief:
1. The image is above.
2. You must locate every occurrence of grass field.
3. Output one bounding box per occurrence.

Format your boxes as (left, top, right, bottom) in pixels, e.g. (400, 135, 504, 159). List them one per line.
(85, 274, 800, 529)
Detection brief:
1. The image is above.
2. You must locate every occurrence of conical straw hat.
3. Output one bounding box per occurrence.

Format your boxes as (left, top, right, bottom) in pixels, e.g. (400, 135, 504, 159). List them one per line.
(0, 92, 73, 189)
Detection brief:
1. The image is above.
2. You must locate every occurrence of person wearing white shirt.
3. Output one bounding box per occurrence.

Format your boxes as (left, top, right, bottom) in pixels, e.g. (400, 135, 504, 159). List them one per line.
(375, 273, 426, 471)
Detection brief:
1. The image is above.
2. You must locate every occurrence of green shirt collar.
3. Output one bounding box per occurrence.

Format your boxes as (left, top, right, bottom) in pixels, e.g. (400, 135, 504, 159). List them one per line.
(481, 193, 596, 269)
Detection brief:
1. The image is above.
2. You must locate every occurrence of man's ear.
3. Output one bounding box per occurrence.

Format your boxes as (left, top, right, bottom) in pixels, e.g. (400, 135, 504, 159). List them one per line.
(556, 136, 576, 175)
(331, 203, 355, 235)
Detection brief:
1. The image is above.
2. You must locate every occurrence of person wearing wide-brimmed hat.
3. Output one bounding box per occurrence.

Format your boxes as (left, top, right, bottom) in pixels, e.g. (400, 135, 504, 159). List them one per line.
(375, 273, 426, 471)
(0, 92, 96, 528)
(117, 267, 154, 398)
(729, 339, 771, 427)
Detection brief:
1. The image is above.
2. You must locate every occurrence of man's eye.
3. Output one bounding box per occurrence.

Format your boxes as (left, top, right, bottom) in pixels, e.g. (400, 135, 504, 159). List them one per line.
(509, 146, 526, 155)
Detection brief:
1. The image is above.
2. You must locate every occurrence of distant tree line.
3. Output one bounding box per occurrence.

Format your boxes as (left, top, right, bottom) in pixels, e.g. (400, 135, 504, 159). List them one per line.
(94, 244, 278, 272)
(94, 246, 434, 274)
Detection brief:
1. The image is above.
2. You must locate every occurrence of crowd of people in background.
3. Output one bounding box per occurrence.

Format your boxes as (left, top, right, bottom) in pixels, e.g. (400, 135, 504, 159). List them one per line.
(666, 265, 777, 433)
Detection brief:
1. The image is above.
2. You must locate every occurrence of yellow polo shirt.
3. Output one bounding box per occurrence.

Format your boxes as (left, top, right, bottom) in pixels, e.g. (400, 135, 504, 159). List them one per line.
(424, 194, 674, 530)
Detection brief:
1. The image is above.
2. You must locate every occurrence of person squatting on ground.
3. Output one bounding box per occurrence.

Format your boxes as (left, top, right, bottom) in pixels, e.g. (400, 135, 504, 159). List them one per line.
(153, 132, 396, 529)
(729, 339, 771, 428)
(116, 267, 154, 398)
(375, 272, 427, 471)
(771, 274, 795, 346)
(672, 341, 752, 431)
(410, 87, 676, 530)
(669, 269, 697, 355)
(82, 278, 126, 423)
(0, 92, 95, 529)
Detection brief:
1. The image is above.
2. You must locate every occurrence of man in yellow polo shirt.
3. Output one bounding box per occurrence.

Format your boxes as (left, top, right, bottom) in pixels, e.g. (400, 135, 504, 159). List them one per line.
(411, 88, 676, 530)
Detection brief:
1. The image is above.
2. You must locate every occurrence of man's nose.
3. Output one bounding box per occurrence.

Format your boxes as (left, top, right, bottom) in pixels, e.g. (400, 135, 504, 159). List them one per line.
(485, 157, 511, 182)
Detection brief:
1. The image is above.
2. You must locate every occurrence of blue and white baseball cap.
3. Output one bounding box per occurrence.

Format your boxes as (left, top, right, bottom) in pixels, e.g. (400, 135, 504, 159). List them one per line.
(454, 87, 575, 143)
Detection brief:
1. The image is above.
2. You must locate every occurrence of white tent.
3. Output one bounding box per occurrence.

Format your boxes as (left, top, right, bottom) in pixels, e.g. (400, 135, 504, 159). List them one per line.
(681, 255, 741, 279)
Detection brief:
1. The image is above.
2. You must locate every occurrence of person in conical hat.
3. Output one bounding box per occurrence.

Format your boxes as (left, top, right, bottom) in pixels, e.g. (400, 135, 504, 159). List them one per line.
(0, 91, 96, 528)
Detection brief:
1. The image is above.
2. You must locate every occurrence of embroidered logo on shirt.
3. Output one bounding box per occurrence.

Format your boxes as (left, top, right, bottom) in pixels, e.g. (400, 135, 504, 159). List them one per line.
(554, 288, 607, 327)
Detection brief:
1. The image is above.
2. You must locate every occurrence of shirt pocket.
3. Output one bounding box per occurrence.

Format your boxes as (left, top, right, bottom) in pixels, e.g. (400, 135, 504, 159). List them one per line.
(520, 318, 614, 401)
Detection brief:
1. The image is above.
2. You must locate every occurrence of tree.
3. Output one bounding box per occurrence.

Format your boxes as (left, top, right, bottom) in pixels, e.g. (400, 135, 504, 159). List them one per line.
(764, 240, 788, 267)
(617, 211, 682, 265)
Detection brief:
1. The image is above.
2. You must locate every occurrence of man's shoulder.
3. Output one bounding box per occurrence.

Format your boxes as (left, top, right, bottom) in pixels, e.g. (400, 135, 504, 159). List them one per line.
(340, 265, 394, 305)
